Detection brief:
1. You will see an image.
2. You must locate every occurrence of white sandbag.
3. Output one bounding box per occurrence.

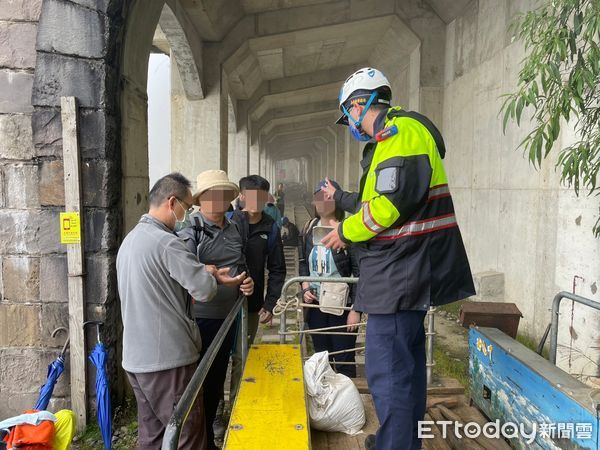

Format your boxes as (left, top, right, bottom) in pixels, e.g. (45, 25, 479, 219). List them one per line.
(304, 351, 365, 435)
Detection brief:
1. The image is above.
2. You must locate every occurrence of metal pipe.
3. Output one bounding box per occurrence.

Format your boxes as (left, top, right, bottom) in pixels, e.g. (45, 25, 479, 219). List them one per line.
(162, 296, 245, 450)
(326, 346, 365, 356)
(278, 276, 359, 344)
(317, 361, 365, 366)
(241, 298, 248, 365)
(279, 303, 287, 344)
(536, 323, 552, 355)
(298, 303, 354, 311)
(280, 322, 366, 334)
(426, 306, 436, 386)
(292, 331, 364, 336)
(549, 291, 600, 365)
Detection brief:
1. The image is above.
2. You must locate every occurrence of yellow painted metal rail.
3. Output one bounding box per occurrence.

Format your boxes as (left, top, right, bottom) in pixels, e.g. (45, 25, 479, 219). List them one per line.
(223, 344, 310, 449)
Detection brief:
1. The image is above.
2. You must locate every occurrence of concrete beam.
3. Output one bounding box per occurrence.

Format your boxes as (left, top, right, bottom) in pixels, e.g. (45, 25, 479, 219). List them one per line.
(234, 64, 360, 131)
(266, 125, 336, 147)
(168, 0, 244, 41)
(249, 82, 340, 122)
(394, 0, 446, 88)
(250, 99, 338, 143)
(425, 0, 472, 24)
(222, 15, 399, 99)
(260, 110, 339, 137)
(219, 2, 396, 63)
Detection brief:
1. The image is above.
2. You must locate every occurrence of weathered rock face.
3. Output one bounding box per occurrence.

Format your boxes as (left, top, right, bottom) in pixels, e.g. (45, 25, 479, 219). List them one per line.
(0, 0, 125, 418)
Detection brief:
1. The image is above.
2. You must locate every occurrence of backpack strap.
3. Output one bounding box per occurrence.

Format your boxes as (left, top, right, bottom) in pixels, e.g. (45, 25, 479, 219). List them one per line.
(387, 109, 446, 159)
(192, 215, 214, 249)
(302, 217, 319, 238)
(226, 210, 249, 251)
(266, 221, 279, 254)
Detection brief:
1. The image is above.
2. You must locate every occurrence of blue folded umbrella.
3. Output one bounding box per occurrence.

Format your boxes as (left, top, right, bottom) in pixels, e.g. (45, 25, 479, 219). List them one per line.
(34, 356, 65, 411)
(89, 342, 112, 450)
(34, 327, 70, 412)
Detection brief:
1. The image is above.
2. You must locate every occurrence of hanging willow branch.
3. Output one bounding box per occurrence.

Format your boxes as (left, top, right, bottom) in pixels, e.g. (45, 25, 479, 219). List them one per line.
(501, 0, 600, 236)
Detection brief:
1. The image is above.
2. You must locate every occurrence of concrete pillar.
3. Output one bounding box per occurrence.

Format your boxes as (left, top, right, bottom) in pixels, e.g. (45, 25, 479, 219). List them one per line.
(171, 44, 227, 179)
(228, 123, 248, 183)
(335, 133, 363, 193)
(257, 136, 264, 176)
(259, 149, 267, 178)
(249, 142, 259, 174)
(342, 128, 351, 190)
(326, 142, 335, 181)
(334, 126, 345, 186)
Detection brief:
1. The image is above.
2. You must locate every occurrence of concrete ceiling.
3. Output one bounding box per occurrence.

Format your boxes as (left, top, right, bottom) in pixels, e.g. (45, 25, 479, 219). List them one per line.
(224, 16, 397, 100)
(426, 0, 472, 23)
(166, 0, 465, 161)
(240, 0, 335, 14)
(175, 0, 469, 40)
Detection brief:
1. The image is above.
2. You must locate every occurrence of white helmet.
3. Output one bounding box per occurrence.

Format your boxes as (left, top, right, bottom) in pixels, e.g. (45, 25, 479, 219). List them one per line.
(336, 67, 392, 125)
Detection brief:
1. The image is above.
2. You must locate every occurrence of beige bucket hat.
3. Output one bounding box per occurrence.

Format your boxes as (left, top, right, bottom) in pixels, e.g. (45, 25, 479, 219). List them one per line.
(192, 170, 239, 202)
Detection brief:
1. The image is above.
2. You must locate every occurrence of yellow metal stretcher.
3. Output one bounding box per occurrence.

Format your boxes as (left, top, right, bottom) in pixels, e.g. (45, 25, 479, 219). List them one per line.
(223, 344, 310, 449)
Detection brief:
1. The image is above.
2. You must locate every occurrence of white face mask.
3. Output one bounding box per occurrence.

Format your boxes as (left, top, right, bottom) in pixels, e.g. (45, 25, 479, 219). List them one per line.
(172, 199, 190, 231)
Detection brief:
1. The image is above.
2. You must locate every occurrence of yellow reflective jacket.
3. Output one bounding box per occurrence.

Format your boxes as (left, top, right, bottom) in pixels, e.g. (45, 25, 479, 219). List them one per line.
(335, 107, 475, 313)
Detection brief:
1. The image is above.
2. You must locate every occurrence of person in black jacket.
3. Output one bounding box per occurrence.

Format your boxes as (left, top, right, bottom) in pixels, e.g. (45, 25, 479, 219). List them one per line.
(299, 180, 360, 378)
(281, 216, 300, 247)
(228, 175, 287, 401)
(231, 175, 286, 329)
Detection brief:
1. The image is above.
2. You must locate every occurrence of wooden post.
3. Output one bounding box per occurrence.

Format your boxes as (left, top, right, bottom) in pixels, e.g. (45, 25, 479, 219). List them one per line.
(61, 96, 87, 432)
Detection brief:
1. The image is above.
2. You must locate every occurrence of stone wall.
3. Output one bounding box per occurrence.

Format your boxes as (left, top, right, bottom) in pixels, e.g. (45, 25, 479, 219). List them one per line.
(0, 0, 125, 418)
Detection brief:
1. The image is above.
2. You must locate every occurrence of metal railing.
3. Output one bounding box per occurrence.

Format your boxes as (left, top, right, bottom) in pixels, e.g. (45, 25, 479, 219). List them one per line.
(162, 295, 247, 450)
(549, 291, 600, 365)
(426, 307, 436, 385)
(275, 276, 360, 344)
(274, 276, 436, 384)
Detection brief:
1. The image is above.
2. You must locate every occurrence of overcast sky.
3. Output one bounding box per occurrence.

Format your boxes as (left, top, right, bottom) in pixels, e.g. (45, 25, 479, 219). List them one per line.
(147, 53, 171, 187)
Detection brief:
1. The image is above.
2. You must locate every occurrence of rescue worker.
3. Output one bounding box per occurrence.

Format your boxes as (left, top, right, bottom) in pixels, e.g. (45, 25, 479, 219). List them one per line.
(321, 67, 475, 450)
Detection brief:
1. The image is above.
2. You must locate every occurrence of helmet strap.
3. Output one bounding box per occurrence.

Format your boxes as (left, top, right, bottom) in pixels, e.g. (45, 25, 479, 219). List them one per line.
(342, 91, 378, 130)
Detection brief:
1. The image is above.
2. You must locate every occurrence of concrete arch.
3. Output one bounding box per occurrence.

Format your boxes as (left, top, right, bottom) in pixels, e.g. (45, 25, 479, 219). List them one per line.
(159, 3, 204, 100)
(120, 1, 209, 232)
(120, 0, 169, 234)
(29, 0, 213, 417)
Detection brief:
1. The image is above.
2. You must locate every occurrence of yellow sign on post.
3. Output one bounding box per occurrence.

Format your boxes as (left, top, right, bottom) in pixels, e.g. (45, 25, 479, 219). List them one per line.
(60, 212, 81, 244)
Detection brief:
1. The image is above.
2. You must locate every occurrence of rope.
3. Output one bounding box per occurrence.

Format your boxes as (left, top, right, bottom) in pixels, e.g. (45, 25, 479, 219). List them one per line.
(272, 294, 355, 316)
(272, 294, 299, 317)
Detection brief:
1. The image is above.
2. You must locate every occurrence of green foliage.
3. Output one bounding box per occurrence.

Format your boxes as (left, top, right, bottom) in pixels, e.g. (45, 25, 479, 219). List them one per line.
(433, 345, 470, 394)
(501, 0, 600, 236)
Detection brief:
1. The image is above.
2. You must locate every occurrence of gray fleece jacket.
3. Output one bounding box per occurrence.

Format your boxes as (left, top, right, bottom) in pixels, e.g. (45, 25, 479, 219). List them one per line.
(117, 214, 217, 373)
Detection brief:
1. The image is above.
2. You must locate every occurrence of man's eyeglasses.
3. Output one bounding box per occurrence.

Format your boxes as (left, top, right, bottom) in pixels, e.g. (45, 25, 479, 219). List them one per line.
(175, 197, 194, 214)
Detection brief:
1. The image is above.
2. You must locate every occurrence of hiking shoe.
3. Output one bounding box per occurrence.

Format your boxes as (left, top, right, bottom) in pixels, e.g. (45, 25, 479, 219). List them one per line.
(213, 414, 228, 440)
(365, 434, 376, 450)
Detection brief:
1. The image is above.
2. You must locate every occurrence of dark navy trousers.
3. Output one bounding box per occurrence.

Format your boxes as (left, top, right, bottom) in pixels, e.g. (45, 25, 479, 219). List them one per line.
(365, 311, 427, 450)
(306, 308, 357, 378)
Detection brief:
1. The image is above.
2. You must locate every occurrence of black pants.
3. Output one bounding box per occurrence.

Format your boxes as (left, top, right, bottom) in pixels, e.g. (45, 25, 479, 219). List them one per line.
(196, 318, 237, 450)
(306, 308, 357, 378)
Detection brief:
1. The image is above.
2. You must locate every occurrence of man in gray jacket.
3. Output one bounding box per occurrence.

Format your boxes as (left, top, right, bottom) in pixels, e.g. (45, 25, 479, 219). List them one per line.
(117, 173, 246, 450)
